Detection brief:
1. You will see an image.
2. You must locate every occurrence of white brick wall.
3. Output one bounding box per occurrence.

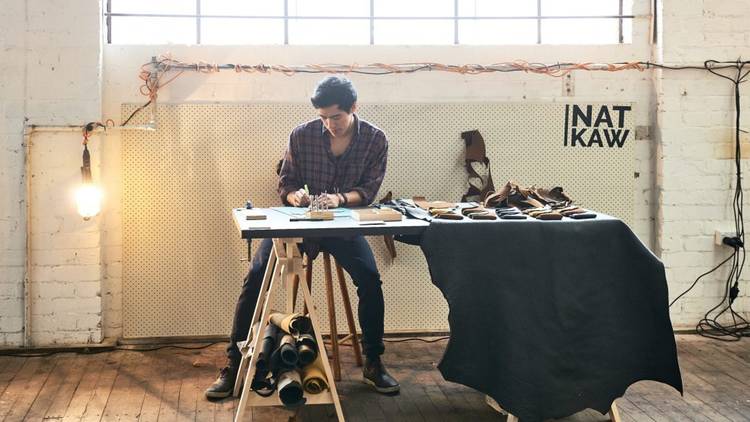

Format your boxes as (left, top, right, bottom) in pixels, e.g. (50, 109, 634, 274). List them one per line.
(3, 0, 750, 344)
(656, 0, 750, 328)
(0, 0, 103, 346)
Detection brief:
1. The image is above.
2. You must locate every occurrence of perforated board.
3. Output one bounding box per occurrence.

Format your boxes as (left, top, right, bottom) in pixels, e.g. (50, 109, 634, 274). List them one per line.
(122, 103, 634, 338)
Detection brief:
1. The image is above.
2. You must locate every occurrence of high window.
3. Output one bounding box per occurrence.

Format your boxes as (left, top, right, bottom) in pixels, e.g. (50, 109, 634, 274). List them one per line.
(106, 0, 634, 45)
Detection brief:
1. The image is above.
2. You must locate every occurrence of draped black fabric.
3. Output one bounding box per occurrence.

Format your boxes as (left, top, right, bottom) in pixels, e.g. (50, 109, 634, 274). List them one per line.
(419, 215, 683, 422)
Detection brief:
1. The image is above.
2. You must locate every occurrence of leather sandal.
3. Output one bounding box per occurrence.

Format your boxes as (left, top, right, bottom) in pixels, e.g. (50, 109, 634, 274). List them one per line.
(413, 196, 456, 210)
(535, 211, 563, 220)
(468, 211, 497, 220)
(560, 208, 588, 217)
(500, 214, 527, 220)
(429, 208, 464, 220)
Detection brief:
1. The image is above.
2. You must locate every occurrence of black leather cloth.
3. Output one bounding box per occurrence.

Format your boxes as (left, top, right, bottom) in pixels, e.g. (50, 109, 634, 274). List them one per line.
(418, 215, 683, 422)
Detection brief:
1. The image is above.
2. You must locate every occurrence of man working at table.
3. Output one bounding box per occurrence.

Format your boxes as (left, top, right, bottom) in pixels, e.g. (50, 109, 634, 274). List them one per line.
(205, 76, 398, 399)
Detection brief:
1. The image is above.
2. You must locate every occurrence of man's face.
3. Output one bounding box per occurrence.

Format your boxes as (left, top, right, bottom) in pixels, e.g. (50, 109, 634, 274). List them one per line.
(317, 104, 356, 137)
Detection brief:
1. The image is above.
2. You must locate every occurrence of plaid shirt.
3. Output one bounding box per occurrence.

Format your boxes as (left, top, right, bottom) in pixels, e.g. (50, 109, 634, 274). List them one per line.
(278, 114, 388, 205)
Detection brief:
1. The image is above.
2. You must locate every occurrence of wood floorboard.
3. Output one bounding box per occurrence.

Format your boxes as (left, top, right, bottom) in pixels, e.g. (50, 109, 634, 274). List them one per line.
(79, 351, 125, 422)
(24, 353, 71, 420)
(62, 352, 109, 421)
(6, 334, 750, 422)
(138, 351, 169, 421)
(3, 354, 57, 422)
(0, 358, 38, 419)
(156, 348, 184, 422)
(41, 353, 89, 420)
(0, 357, 27, 418)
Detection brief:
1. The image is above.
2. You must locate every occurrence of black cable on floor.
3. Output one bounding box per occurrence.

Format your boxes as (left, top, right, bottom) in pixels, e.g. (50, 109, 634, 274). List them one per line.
(0, 342, 221, 358)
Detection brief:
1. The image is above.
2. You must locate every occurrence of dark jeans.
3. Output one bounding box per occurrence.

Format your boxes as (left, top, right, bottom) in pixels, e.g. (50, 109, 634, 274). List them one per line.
(227, 236, 385, 366)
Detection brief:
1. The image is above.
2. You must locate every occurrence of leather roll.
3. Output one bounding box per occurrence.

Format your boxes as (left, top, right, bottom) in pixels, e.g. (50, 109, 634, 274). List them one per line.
(256, 323, 280, 373)
(277, 370, 306, 408)
(302, 353, 329, 394)
(278, 334, 299, 367)
(269, 312, 312, 335)
(296, 334, 318, 366)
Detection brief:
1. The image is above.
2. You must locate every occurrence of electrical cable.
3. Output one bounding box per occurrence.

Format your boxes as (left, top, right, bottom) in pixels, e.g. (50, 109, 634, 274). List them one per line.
(670, 60, 750, 341)
(669, 252, 736, 308)
(0, 342, 221, 358)
(2, 336, 451, 358)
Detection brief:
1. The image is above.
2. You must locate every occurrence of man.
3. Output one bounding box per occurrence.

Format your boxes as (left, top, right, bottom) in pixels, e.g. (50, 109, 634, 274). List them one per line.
(205, 76, 399, 399)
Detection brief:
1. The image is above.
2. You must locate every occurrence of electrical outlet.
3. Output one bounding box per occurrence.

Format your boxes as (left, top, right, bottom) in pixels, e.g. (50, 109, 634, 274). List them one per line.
(715, 229, 738, 246)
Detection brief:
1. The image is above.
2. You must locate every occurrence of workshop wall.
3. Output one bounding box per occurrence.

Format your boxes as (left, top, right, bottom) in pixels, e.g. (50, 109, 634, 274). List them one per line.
(2, 0, 750, 345)
(656, 0, 750, 325)
(102, 39, 654, 337)
(0, 0, 103, 346)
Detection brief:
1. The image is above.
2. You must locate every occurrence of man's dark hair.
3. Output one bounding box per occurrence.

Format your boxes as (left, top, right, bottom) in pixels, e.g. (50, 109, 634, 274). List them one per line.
(310, 76, 357, 112)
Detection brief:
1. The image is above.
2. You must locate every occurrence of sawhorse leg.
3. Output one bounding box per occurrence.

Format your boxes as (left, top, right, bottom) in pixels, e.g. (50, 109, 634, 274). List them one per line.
(233, 238, 345, 422)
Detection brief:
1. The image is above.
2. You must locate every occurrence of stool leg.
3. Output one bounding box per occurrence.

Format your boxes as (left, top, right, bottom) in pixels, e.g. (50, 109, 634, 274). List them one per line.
(289, 273, 300, 313)
(303, 256, 313, 315)
(335, 262, 363, 367)
(323, 252, 342, 381)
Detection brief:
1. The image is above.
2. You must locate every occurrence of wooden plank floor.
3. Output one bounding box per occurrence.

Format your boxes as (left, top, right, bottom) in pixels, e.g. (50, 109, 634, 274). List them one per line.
(0, 334, 748, 421)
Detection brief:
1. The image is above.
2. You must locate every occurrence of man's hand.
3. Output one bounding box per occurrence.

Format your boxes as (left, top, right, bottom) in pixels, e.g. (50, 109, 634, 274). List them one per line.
(321, 193, 343, 209)
(287, 189, 310, 207)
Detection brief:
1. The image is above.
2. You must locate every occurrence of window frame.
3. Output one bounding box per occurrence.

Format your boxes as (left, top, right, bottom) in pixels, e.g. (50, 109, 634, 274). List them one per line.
(104, 0, 635, 45)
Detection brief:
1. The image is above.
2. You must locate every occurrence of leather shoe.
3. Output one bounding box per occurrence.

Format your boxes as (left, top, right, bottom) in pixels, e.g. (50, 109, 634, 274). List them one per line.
(205, 364, 238, 399)
(363, 357, 400, 394)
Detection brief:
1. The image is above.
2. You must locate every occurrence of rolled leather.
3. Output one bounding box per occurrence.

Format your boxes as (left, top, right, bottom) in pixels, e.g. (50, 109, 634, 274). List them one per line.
(302, 353, 329, 394)
(269, 312, 312, 335)
(256, 323, 280, 373)
(296, 334, 318, 366)
(278, 333, 299, 367)
(277, 370, 306, 408)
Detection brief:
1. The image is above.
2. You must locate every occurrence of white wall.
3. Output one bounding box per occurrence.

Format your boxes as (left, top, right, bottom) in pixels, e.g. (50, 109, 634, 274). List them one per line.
(1, 0, 103, 346)
(3, 0, 750, 345)
(656, 0, 750, 324)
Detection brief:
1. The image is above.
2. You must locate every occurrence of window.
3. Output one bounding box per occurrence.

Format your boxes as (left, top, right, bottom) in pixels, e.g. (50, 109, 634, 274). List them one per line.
(105, 0, 634, 45)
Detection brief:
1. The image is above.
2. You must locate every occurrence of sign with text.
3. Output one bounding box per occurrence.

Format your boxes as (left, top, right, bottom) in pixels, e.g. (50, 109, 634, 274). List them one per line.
(564, 104, 632, 148)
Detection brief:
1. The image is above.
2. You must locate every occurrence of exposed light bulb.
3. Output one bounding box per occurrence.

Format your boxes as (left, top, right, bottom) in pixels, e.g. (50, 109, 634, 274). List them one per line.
(76, 184, 102, 220)
(77, 141, 101, 220)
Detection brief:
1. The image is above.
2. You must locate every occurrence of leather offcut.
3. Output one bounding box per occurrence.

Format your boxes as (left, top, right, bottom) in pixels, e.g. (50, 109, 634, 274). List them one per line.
(460, 130, 495, 203)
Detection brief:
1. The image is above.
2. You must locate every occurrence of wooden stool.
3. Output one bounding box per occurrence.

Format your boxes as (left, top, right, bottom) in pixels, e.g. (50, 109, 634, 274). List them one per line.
(297, 252, 364, 381)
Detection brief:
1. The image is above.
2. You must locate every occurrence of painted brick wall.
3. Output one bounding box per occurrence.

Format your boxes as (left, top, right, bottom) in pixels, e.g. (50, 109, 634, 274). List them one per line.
(656, 0, 750, 326)
(0, 0, 103, 346)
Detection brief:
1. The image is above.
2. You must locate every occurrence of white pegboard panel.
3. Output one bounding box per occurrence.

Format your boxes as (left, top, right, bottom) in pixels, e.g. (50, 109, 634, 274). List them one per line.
(122, 102, 634, 339)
